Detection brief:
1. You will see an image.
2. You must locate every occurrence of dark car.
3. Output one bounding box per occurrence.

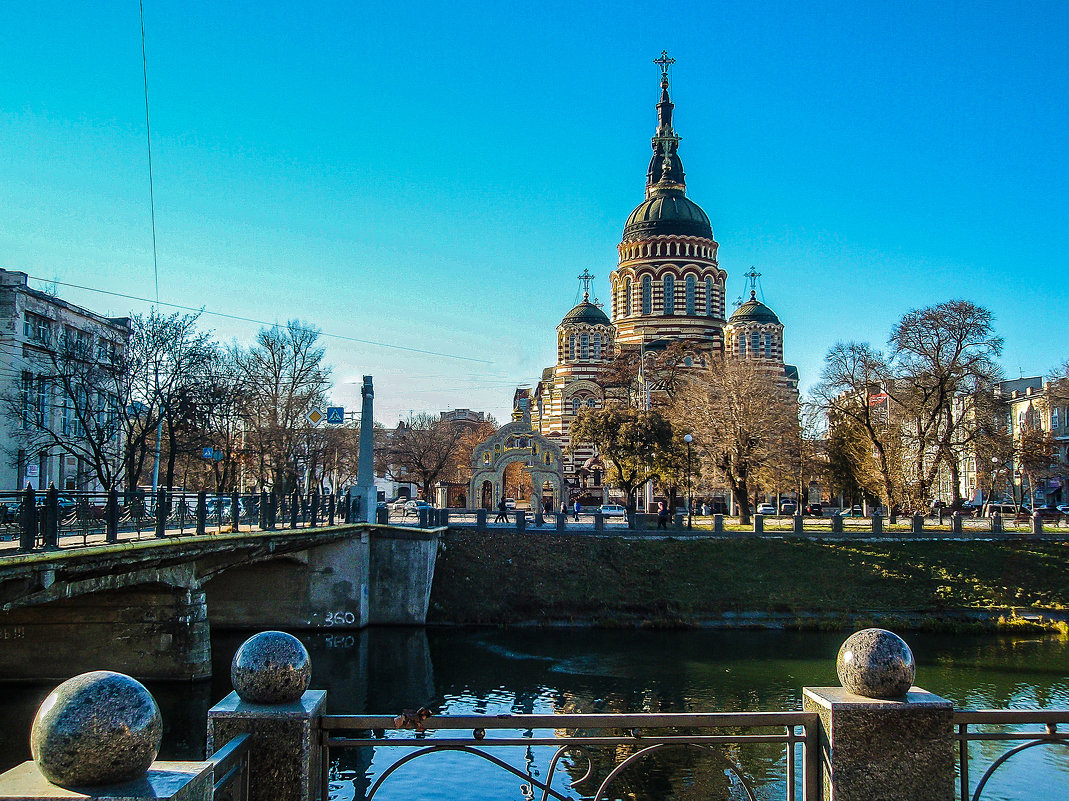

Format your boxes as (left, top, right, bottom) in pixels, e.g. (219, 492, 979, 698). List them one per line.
(804, 503, 823, 517)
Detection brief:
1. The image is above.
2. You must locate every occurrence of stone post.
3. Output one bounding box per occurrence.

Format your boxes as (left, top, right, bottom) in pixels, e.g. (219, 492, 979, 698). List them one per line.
(713, 514, 724, 535)
(803, 629, 955, 801)
(439, 508, 449, 527)
(515, 510, 526, 533)
(912, 513, 924, 535)
(418, 507, 430, 528)
(375, 505, 388, 524)
(753, 513, 764, 534)
(106, 488, 120, 543)
(196, 491, 207, 536)
(534, 508, 544, 527)
(794, 514, 804, 534)
(555, 512, 566, 531)
(154, 488, 168, 539)
(354, 376, 377, 523)
(992, 512, 1003, 534)
(0, 671, 214, 801)
(871, 514, 883, 536)
(1032, 512, 1043, 535)
(831, 512, 843, 534)
(259, 490, 269, 529)
(674, 511, 685, 530)
(328, 493, 336, 526)
(231, 491, 241, 531)
(476, 509, 487, 530)
(952, 512, 962, 535)
(42, 483, 59, 550)
(208, 632, 324, 801)
(594, 511, 604, 531)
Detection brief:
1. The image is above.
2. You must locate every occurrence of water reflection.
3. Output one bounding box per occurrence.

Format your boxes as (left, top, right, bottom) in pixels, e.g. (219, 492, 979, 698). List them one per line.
(0, 628, 1066, 801)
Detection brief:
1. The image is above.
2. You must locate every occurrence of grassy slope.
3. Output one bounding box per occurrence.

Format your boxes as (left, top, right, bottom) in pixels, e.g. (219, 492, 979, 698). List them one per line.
(428, 532, 1069, 626)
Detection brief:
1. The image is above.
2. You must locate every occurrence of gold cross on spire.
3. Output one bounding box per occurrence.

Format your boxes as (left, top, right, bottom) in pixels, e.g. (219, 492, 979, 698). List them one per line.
(578, 269, 595, 300)
(654, 50, 675, 86)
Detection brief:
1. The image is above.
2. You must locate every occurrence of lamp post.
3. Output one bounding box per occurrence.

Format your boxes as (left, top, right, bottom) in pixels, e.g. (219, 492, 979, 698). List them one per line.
(684, 433, 693, 530)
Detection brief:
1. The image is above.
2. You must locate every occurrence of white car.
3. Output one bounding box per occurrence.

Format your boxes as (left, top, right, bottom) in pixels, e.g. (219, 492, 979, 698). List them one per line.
(600, 504, 626, 517)
(756, 503, 776, 515)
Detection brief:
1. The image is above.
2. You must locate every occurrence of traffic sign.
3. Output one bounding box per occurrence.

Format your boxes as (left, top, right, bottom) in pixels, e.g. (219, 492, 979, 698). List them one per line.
(213, 449, 224, 462)
(306, 408, 324, 425)
(326, 406, 344, 425)
(202, 447, 214, 459)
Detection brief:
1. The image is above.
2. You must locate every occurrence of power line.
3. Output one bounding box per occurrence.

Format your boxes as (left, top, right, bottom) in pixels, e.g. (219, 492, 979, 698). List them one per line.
(24, 276, 493, 364)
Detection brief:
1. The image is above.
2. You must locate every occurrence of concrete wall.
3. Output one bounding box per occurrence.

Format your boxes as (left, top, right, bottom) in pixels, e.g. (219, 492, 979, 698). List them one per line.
(0, 584, 210, 681)
(368, 528, 441, 625)
(203, 531, 370, 630)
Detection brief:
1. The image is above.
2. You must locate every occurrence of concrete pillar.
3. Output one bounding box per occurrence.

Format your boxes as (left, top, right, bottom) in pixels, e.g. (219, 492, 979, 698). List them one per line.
(439, 508, 449, 527)
(106, 488, 120, 543)
(951, 512, 962, 534)
(713, 514, 724, 535)
(259, 490, 269, 529)
(367, 528, 440, 625)
(209, 690, 326, 801)
(831, 513, 843, 534)
(803, 687, 955, 801)
(673, 512, 685, 530)
(753, 514, 764, 534)
(375, 505, 388, 525)
(555, 512, 566, 531)
(794, 514, 804, 534)
(871, 514, 883, 536)
(417, 507, 429, 528)
(196, 491, 207, 536)
(354, 376, 377, 523)
(594, 511, 604, 531)
(1032, 513, 1043, 535)
(912, 513, 924, 534)
(18, 484, 35, 551)
(534, 508, 544, 527)
(476, 509, 487, 530)
(515, 510, 526, 533)
(992, 513, 1003, 534)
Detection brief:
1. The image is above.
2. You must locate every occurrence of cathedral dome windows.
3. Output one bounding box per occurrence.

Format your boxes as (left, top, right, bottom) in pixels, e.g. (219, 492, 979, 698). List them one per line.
(685, 275, 696, 315)
(642, 276, 652, 315)
(664, 274, 675, 314)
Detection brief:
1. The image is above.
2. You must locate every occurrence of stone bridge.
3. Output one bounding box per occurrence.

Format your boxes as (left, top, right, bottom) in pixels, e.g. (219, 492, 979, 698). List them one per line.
(0, 524, 441, 681)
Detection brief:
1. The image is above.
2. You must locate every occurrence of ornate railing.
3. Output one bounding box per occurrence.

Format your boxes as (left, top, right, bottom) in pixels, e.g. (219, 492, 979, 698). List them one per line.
(208, 733, 252, 801)
(320, 711, 821, 801)
(955, 709, 1069, 801)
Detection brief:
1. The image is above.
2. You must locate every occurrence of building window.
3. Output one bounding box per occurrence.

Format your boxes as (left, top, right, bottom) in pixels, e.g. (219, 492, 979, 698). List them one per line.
(642, 276, 652, 315)
(738, 336, 746, 358)
(580, 333, 589, 359)
(24, 314, 51, 344)
(751, 332, 760, 355)
(764, 333, 772, 358)
(685, 275, 696, 315)
(568, 334, 575, 361)
(624, 278, 632, 317)
(35, 378, 48, 425)
(664, 275, 675, 315)
(593, 333, 602, 359)
(587, 398, 596, 408)
(20, 372, 32, 428)
(572, 398, 581, 415)
(705, 277, 713, 316)
(1053, 407, 1060, 429)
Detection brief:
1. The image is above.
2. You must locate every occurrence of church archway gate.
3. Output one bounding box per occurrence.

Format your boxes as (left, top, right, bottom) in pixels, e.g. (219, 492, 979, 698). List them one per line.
(469, 406, 565, 512)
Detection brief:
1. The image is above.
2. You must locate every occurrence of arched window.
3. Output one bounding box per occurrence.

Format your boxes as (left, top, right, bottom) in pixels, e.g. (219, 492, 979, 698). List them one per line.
(764, 333, 772, 358)
(751, 332, 760, 355)
(624, 278, 632, 317)
(587, 399, 596, 408)
(568, 334, 575, 361)
(642, 276, 652, 315)
(664, 275, 675, 315)
(571, 398, 581, 415)
(738, 335, 746, 357)
(705, 277, 713, 316)
(593, 333, 601, 359)
(580, 333, 589, 359)
(685, 275, 696, 315)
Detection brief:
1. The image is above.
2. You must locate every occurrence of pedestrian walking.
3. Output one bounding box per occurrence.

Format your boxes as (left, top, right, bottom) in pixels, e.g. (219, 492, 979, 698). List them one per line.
(573, 499, 581, 521)
(656, 500, 669, 529)
(495, 498, 509, 524)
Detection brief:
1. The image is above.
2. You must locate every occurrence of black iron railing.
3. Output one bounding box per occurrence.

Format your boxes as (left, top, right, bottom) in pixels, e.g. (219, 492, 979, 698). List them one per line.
(320, 711, 821, 801)
(208, 733, 252, 801)
(954, 709, 1069, 801)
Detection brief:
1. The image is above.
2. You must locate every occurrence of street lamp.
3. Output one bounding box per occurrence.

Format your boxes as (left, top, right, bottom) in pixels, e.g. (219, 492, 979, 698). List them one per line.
(684, 433, 693, 530)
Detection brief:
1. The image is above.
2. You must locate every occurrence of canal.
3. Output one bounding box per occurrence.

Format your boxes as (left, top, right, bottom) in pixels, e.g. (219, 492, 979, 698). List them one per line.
(1, 628, 1066, 800)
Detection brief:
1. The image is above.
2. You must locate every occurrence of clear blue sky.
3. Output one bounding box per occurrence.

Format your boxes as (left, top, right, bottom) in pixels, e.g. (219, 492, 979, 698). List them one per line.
(2, 2, 1066, 424)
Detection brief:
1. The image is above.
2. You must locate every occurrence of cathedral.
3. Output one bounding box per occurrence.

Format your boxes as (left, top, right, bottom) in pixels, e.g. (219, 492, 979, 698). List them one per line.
(523, 54, 798, 504)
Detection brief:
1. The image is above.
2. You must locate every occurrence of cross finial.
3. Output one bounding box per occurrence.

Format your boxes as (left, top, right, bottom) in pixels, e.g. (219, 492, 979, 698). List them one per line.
(745, 266, 762, 298)
(578, 269, 595, 300)
(654, 50, 675, 87)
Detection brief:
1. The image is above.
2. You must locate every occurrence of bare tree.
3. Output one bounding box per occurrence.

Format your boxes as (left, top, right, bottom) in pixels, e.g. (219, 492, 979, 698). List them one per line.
(382, 413, 467, 500)
(676, 359, 796, 524)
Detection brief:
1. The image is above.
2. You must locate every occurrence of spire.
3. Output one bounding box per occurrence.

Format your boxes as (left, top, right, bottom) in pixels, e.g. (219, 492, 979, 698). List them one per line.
(647, 51, 685, 196)
(578, 269, 595, 302)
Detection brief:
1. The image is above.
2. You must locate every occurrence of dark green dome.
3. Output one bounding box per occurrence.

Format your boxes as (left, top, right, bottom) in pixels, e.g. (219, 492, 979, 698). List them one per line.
(730, 292, 780, 325)
(623, 188, 712, 243)
(561, 299, 611, 327)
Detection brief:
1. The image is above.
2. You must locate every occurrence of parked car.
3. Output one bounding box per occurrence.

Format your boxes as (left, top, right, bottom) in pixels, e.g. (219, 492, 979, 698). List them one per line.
(504, 498, 516, 509)
(804, 503, 823, 517)
(403, 500, 431, 517)
(1035, 507, 1064, 521)
(600, 504, 626, 517)
(840, 505, 864, 517)
(756, 503, 776, 515)
(779, 502, 797, 515)
(986, 503, 1025, 517)
(1058, 505, 1069, 515)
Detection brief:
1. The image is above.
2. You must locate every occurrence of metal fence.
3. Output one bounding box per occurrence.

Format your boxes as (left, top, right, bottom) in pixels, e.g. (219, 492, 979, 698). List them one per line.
(0, 485, 361, 552)
(320, 711, 821, 801)
(208, 733, 251, 801)
(955, 709, 1069, 801)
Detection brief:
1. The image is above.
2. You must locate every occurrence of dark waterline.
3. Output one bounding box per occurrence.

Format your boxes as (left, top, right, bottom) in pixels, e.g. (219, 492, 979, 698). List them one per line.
(1, 628, 1066, 799)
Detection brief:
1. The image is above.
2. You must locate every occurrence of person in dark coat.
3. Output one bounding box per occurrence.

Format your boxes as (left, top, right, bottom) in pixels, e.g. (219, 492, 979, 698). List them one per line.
(656, 500, 669, 529)
(495, 498, 509, 523)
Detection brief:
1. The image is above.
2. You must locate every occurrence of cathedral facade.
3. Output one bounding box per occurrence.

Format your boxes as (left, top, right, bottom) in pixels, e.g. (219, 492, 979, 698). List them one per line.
(526, 55, 797, 505)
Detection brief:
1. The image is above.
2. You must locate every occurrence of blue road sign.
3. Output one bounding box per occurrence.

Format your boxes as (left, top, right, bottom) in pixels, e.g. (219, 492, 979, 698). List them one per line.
(202, 447, 214, 459)
(326, 406, 345, 425)
(213, 449, 224, 461)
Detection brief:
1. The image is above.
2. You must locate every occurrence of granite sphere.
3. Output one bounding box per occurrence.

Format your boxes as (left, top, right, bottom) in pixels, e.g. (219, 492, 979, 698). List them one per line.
(837, 628, 916, 699)
(231, 630, 311, 704)
(30, 671, 162, 787)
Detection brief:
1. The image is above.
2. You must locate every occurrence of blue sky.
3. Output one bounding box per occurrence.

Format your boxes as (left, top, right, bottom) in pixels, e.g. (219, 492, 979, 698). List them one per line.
(2, 2, 1067, 424)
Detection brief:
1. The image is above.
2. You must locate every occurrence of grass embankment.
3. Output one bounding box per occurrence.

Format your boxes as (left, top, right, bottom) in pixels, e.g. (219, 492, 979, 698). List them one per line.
(428, 532, 1069, 632)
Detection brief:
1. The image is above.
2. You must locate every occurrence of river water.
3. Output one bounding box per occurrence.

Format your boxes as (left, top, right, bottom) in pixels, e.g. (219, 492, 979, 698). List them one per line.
(1, 628, 1066, 800)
